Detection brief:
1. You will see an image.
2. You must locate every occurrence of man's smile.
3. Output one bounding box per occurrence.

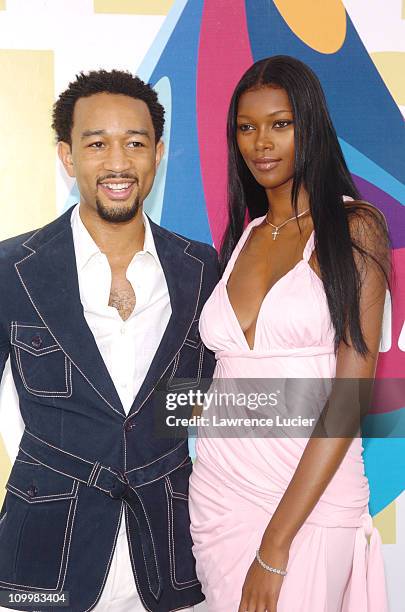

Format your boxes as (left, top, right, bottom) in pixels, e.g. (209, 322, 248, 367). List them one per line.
(98, 179, 137, 201)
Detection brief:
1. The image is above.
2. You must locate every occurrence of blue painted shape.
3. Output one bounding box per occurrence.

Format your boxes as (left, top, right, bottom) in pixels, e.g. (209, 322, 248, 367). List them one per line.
(188, 435, 196, 460)
(137, 0, 190, 82)
(363, 436, 405, 515)
(362, 407, 405, 439)
(62, 182, 80, 213)
(147, 0, 212, 243)
(353, 175, 405, 248)
(144, 77, 172, 225)
(339, 139, 405, 206)
(244, 0, 405, 183)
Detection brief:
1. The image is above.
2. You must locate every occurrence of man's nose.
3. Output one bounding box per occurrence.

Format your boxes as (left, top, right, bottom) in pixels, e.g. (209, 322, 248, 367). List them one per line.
(103, 143, 131, 172)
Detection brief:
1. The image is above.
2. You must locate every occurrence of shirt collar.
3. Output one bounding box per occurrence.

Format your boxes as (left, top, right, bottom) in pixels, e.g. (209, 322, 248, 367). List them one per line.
(138, 209, 160, 264)
(70, 204, 160, 272)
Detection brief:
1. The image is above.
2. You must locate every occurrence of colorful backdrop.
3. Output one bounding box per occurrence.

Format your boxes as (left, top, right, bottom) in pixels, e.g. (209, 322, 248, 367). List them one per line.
(0, 1, 404, 609)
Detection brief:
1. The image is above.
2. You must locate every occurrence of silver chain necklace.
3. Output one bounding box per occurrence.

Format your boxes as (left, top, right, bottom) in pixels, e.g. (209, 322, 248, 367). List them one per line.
(265, 208, 310, 240)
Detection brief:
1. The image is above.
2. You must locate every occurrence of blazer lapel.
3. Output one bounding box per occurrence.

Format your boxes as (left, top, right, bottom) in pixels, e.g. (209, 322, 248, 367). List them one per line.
(15, 212, 126, 418)
(129, 221, 203, 416)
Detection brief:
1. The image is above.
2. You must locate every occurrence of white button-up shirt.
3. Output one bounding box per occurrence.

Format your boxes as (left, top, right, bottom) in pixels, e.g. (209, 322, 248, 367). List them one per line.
(71, 204, 171, 411)
(70, 204, 172, 610)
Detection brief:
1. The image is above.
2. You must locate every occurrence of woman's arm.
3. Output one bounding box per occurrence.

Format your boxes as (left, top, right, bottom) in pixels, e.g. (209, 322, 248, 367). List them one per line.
(238, 208, 390, 612)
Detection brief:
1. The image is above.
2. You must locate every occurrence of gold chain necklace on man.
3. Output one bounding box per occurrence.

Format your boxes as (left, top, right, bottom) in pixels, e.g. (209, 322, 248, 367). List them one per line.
(265, 208, 310, 240)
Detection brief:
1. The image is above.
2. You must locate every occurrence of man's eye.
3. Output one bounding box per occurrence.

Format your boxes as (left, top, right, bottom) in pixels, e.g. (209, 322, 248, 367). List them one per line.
(89, 141, 104, 148)
(238, 124, 254, 132)
(128, 141, 144, 148)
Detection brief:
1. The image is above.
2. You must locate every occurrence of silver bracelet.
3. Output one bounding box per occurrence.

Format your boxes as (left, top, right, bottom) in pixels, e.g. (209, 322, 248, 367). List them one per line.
(255, 549, 287, 576)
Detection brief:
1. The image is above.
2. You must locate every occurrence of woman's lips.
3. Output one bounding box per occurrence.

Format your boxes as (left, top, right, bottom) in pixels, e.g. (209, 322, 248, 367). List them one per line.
(98, 181, 137, 201)
(252, 158, 281, 172)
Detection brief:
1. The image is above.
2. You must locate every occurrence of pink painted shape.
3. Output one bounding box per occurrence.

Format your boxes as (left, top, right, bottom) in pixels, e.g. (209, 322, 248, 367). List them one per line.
(374, 246, 405, 380)
(197, 0, 253, 249)
(371, 247, 405, 413)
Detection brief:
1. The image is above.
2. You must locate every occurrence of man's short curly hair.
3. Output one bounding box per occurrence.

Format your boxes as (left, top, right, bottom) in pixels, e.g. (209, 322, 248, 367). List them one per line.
(52, 69, 165, 145)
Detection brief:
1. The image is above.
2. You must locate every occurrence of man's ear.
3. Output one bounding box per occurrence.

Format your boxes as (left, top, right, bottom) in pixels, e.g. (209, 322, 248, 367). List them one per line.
(58, 141, 76, 178)
(155, 140, 164, 170)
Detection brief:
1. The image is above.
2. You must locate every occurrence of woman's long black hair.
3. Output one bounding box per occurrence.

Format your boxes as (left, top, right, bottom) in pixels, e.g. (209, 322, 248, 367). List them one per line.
(220, 55, 389, 355)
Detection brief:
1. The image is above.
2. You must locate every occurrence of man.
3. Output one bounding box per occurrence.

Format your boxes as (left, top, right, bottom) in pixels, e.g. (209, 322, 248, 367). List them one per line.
(0, 70, 218, 611)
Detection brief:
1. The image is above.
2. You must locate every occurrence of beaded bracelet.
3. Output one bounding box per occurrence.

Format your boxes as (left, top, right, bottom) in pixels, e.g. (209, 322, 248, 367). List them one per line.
(255, 549, 287, 576)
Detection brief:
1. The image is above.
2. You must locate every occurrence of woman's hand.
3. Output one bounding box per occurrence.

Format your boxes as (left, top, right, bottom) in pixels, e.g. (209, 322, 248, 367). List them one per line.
(238, 543, 289, 612)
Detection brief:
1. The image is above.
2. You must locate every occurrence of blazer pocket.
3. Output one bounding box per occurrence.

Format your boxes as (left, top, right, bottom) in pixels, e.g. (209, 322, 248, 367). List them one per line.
(167, 320, 204, 390)
(0, 456, 78, 590)
(184, 319, 202, 349)
(164, 458, 199, 590)
(11, 323, 72, 398)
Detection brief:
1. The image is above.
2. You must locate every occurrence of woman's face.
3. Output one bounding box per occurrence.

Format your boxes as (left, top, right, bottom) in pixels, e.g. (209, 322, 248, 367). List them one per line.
(236, 86, 295, 192)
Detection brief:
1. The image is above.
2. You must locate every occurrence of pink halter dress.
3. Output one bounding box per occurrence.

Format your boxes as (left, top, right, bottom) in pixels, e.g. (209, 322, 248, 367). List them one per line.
(189, 215, 388, 611)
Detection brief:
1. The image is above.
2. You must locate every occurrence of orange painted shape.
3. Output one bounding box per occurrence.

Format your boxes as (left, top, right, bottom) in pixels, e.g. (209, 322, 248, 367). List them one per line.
(0, 435, 11, 507)
(371, 52, 405, 106)
(94, 0, 174, 15)
(273, 0, 347, 54)
(373, 500, 396, 545)
(0, 50, 56, 240)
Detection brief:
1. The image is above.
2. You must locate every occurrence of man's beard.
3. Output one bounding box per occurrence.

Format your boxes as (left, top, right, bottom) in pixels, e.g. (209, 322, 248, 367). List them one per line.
(95, 194, 141, 223)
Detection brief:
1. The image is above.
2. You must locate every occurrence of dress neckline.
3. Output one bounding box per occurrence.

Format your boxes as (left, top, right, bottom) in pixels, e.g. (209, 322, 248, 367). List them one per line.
(223, 215, 317, 351)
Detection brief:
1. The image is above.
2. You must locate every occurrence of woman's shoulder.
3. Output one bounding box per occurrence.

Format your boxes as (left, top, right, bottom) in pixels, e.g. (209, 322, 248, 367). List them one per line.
(344, 198, 389, 244)
(343, 199, 390, 280)
(344, 197, 387, 222)
(220, 215, 266, 278)
(245, 214, 267, 231)
(235, 214, 267, 247)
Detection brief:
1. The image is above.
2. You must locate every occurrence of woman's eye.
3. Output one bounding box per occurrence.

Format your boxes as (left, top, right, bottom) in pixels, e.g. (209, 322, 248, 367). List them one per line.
(273, 120, 293, 128)
(238, 124, 254, 132)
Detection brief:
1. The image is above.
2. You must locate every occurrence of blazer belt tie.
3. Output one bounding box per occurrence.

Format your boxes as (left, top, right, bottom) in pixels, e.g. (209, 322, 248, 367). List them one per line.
(19, 430, 189, 601)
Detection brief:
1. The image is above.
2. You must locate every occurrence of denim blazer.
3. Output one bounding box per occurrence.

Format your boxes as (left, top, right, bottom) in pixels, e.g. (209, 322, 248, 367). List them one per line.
(0, 207, 219, 611)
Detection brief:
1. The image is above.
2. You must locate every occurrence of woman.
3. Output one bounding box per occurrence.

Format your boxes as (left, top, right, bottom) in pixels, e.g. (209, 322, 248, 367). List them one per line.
(189, 56, 390, 612)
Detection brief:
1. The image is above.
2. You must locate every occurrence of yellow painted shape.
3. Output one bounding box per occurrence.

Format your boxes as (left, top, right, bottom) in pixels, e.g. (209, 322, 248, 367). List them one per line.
(94, 0, 174, 15)
(0, 1, 5, 10)
(373, 501, 396, 545)
(403, 0, 405, 19)
(371, 52, 405, 106)
(0, 50, 56, 240)
(273, 0, 346, 54)
(0, 435, 11, 508)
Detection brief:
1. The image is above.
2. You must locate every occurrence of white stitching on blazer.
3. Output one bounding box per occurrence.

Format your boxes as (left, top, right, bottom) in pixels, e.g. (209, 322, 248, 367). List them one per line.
(14, 245, 124, 418)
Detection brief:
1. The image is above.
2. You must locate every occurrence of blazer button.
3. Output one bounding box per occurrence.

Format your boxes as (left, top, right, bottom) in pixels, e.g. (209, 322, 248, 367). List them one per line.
(31, 335, 43, 349)
(124, 421, 134, 432)
(27, 485, 38, 497)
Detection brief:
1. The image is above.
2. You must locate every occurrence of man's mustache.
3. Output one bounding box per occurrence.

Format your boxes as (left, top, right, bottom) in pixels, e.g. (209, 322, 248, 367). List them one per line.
(97, 173, 138, 184)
